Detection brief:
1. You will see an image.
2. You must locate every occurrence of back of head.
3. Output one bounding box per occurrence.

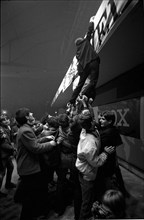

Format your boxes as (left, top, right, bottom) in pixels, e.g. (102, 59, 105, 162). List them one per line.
(15, 107, 30, 126)
(102, 111, 115, 125)
(79, 109, 92, 130)
(58, 113, 69, 128)
(47, 116, 59, 129)
(70, 114, 81, 134)
(40, 114, 49, 125)
(102, 189, 126, 218)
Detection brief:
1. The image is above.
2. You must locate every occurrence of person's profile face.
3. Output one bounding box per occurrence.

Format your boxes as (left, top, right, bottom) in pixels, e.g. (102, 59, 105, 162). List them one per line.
(99, 116, 109, 127)
(27, 112, 35, 126)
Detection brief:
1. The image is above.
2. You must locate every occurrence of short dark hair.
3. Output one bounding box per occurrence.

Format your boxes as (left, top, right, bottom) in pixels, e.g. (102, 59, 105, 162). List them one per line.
(47, 116, 59, 129)
(15, 108, 30, 126)
(102, 111, 115, 125)
(58, 113, 69, 128)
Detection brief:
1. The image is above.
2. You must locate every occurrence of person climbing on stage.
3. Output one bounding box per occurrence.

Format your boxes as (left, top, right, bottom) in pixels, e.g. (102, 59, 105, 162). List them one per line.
(67, 21, 100, 108)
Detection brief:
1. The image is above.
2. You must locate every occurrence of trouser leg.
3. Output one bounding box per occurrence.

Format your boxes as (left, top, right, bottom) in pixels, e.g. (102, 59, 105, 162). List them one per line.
(5, 157, 14, 186)
(115, 166, 128, 196)
(73, 172, 82, 220)
(69, 69, 89, 104)
(81, 60, 99, 99)
(55, 166, 68, 214)
(79, 174, 95, 220)
(19, 172, 49, 219)
(0, 160, 6, 189)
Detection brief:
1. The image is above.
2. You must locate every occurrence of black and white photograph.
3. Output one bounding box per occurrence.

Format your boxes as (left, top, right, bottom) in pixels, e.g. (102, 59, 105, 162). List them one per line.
(1, 0, 144, 219)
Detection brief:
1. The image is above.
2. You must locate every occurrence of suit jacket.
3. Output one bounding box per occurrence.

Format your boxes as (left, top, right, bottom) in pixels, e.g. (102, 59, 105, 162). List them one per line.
(16, 123, 55, 176)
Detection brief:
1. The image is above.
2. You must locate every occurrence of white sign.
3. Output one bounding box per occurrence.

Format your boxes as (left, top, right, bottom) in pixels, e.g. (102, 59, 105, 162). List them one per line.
(93, 0, 138, 51)
(51, 0, 138, 106)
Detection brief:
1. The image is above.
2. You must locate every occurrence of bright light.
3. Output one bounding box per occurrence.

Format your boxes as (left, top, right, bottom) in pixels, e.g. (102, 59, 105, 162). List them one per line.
(1, 110, 7, 115)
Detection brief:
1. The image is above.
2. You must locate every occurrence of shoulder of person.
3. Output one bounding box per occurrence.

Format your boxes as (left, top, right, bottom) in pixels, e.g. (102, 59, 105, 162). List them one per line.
(19, 124, 34, 136)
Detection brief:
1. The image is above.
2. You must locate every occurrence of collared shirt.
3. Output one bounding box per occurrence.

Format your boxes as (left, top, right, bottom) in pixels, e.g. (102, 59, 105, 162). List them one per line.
(76, 128, 106, 181)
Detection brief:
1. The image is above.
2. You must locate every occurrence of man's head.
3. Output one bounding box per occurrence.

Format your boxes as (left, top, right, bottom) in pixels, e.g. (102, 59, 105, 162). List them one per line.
(58, 113, 69, 128)
(47, 116, 59, 129)
(99, 111, 115, 128)
(15, 108, 35, 126)
(79, 109, 92, 130)
(0, 114, 10, 127)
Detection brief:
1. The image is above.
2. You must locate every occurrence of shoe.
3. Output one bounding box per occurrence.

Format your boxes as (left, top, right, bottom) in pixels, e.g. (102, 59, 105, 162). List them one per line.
(5, 182, 16, 189)
(0, 191, 7, 198)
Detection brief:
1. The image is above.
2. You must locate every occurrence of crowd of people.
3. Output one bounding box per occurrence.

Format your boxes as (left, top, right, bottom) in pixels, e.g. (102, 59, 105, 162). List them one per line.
(0, 95, 129, 220)
(0, 21, 128, 220)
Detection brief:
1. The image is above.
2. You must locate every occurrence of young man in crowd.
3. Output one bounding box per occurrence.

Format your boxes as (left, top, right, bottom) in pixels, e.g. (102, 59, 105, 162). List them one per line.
(76, 110, 114, 220)
(14, 107, 57, 220)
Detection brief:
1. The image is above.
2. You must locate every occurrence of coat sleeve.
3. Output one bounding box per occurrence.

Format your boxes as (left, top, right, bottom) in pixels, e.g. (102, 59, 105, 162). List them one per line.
(1, 141, 14, 155)
(85, 140, 107, 167)
(20, 129, 55, 154)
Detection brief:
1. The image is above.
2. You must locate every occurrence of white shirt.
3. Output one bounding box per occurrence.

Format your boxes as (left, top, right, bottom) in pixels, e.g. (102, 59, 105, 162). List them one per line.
(76, 128, 106, 181)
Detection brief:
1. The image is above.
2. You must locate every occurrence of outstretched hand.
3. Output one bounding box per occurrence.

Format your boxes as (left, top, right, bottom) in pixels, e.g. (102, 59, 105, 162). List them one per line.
(104, 146, 115, 154)
(49, 140, 56, 146)
(45, 135, 55, 140)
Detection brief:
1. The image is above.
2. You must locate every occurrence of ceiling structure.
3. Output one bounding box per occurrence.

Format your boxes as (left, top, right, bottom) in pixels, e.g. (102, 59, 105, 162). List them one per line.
(1, 0, 102, 118)
(1, 0, 144, 118)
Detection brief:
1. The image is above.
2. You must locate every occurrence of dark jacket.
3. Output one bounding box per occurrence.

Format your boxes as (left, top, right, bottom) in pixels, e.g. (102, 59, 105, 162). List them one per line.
(99, 125, 122, 176)
(16, 124, 55, 176)
(76, 32, 100, 72)
(0, 126, 15, 159)
(40, 128, 60, 168)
